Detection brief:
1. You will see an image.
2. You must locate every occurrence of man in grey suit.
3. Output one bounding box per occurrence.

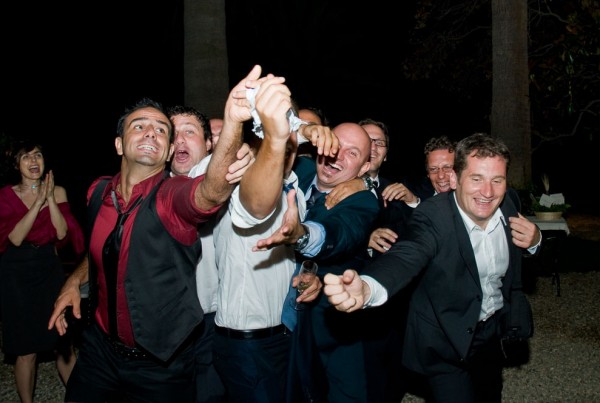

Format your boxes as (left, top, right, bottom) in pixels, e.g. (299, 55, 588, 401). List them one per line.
(324, 133, 541, 403)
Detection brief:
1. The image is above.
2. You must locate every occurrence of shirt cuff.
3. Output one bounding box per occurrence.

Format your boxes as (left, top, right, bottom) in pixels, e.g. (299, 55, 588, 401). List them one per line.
(361, 275, 388, 308)
(297, 220, 325, 257)
(406, 198, 420, 208)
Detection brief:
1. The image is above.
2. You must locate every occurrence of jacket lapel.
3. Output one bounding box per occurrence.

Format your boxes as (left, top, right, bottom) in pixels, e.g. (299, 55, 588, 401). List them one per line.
(448, 192, 482, 288)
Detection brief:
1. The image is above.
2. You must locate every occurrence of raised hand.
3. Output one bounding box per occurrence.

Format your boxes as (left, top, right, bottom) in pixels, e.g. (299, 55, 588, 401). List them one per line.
(44, 170, 56, 202)
(509, 213, 542, 249)
(253, 75, 292, 142)
(226, 64, 266, 124)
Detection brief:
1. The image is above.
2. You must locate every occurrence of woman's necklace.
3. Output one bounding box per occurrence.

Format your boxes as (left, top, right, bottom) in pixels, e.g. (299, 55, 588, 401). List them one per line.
(16, 182, 41, 200)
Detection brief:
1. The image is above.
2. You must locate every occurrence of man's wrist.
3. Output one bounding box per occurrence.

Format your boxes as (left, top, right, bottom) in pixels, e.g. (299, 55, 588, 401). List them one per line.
(294, 224, 310, 251)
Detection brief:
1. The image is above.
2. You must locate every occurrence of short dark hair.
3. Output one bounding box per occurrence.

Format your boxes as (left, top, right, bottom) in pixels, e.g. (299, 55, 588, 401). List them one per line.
(167, 105, 210, 141)
(453, 133, 511, 177)
(12, 139, 43, 170)
(423, 136, 456, 169)
(116, 98, 172, 140)
(358, 118, 390, 148)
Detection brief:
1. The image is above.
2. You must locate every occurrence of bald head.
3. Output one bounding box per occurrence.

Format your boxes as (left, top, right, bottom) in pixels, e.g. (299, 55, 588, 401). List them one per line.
(316, 122, 371, 190)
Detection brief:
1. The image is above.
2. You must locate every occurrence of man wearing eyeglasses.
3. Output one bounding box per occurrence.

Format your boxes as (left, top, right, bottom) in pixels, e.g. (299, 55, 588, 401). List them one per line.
(409, 136, 457, 204)
(324, 133, 542, 403)
(353, 118, 423, 401)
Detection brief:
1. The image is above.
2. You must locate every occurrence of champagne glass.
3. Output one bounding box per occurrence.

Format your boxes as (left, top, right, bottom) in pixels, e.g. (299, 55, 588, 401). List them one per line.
(291, 260, 319, 310)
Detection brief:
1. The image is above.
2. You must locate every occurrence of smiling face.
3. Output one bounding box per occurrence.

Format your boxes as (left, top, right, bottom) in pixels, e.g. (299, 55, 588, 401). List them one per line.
(170, 113, 210, 176)
(115, 106, 173, 169)
(427, 149, 455, 194)
(455, 152, 507, 229)
(361, 123, 388, 175)
(316, 122, 371, 190)
(17, 147, 44, 182)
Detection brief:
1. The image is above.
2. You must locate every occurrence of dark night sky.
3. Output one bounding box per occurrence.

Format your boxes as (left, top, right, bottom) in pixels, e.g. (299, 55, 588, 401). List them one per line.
(1, 2, 593, 219)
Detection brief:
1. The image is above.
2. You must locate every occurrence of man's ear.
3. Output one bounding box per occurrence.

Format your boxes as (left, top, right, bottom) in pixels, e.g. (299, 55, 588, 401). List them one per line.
(167, 144, 175, 162)
(115, 137, 123, 156)
(358, 161, 371, 178)
(450, 170, 457, 190)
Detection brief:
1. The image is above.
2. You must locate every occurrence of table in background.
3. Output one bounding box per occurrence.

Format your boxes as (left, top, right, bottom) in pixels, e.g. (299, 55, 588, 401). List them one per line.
(525, 216, 570, 296)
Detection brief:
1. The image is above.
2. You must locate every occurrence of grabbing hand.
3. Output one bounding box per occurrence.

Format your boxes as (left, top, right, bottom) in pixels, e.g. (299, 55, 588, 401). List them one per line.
(226, 65, 268, 124)
(253, 75, 292, 142)
(225, 143, 255, 184)
(324, 177, 364, 209)
(368, 228, 398, 253)
(299, 124, 339, 157)
(253, 189, 302, 251)
(380, 182, 417, 207)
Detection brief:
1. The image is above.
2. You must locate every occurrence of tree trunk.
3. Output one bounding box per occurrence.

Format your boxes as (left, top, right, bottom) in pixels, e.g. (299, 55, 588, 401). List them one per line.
(491, 0, 531, 189)
(183, 0, 229, 118)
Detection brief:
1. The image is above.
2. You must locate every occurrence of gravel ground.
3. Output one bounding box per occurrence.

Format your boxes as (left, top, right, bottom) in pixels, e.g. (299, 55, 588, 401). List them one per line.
(1, 271, 599, 402)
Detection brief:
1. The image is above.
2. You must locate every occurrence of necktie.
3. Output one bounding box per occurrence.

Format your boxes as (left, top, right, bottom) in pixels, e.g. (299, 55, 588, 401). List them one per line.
(102, 191, 143, 338)
(281, 182, 299, 331)
(283, 182, 296, 202)
(306, 185, 324, 210)
(373, 180, 379, 189)
(281, 262, 301, 331)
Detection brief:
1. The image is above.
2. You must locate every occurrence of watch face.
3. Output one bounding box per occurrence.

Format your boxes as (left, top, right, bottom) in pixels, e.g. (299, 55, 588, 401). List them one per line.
(295, 231, 309, 250)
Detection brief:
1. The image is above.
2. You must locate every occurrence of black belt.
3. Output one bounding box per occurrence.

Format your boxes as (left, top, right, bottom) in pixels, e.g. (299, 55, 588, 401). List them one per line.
(215, 324, 290, 340)
(104, 333, 150, 359)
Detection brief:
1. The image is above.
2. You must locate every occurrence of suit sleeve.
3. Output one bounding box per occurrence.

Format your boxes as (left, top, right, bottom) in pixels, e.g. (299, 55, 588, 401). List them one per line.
(363, 201, 439, 297)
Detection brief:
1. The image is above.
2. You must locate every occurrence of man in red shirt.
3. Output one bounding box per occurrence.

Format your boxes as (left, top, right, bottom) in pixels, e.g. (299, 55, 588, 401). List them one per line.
(48, 66, 265, 402)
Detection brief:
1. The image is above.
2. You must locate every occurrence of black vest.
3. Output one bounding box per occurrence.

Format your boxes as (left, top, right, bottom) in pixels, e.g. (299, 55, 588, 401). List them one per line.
(87, 174, 203, 362)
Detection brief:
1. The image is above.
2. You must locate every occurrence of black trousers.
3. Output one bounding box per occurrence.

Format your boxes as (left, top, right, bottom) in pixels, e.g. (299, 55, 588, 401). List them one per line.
(66, 323, 195, 403)
(427, 314, 504, 403)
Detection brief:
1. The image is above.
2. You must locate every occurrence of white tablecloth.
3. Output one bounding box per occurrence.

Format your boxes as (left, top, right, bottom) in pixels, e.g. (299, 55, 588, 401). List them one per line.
(526, 216, 570, 235)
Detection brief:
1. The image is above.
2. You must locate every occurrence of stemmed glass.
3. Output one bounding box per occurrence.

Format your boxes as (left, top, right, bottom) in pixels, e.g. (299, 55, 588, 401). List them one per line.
(290, 260, 319, 310)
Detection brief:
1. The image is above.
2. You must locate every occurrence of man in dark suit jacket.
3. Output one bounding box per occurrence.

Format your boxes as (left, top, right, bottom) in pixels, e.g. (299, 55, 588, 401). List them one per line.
(406, 135, 457, 206)
(324, 133, 542, 402)
(258, 122, 379, 402)
(354, 119, 418, 402)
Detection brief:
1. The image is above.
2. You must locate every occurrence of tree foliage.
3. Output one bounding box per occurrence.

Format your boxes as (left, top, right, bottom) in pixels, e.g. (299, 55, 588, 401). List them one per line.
(402, 0, 599, 152)
(528, 0, 600, 150)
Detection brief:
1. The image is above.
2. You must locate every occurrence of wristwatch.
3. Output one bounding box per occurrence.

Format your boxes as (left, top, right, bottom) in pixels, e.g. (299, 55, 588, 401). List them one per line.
(294, 225, 310, 251)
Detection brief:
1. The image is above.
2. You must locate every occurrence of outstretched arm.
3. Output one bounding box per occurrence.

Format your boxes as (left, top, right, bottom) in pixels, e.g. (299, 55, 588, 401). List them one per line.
(323, 270, 370, 313)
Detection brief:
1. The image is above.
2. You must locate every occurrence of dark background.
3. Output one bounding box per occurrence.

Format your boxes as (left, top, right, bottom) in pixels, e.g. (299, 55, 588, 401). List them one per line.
(0, 1, 591, 223)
